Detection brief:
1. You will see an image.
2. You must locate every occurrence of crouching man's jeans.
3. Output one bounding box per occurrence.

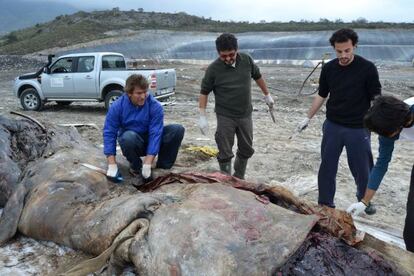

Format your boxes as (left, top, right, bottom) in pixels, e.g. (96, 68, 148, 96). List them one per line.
(119, 124, 185, 171)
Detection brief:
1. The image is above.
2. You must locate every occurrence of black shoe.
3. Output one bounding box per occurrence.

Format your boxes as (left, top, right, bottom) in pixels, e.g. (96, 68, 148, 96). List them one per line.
(129, 168, 140, 177)
(364, 202, 377, 215)
(143, 175, 153, 184)
(129, 168, 144, 188)
(129, 168, 153, 187)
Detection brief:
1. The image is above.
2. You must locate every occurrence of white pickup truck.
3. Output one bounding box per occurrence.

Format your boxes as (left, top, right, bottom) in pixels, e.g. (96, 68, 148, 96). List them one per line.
(13, 52, 176, 111)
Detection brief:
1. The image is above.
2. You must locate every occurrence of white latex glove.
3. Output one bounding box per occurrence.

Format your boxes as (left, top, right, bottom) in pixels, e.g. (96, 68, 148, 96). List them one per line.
(296, 117, 310, 132)
(198, 109, 209, 135)
(264, 94, 275, 108)
(142, 164, 152, 179)
(346, 202, 366, 216)
(106, 164, 119, 177)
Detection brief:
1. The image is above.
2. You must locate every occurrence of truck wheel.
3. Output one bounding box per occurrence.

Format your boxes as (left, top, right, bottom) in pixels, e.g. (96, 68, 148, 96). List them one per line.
(56, 101, 72, 106)
(105, 90, 123, 110)
(20, 88, 43, 111)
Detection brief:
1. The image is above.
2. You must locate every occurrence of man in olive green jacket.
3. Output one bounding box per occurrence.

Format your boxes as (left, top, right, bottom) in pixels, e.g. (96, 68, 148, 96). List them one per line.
(198, 33, 274, 179)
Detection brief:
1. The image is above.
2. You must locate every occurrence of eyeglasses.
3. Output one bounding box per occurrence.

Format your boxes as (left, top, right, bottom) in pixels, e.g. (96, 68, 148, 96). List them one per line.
(219, 51, 237, 59)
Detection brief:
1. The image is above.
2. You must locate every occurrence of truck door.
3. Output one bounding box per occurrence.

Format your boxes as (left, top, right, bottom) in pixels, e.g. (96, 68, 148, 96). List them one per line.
(72, 56, 98, 98)
(42, 57, 75, 98)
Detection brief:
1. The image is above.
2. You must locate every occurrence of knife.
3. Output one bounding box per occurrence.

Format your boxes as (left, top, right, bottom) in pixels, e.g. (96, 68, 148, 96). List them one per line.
(288, 124, 308, 140)
(268, 106, 276, 123)
(80, 163, 123, 183)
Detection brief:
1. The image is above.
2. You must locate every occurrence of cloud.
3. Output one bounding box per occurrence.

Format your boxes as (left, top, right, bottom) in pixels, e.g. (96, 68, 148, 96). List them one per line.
(26, 0, 414, 23)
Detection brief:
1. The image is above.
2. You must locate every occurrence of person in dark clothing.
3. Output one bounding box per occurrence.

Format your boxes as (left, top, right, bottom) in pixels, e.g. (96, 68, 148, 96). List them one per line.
(103, 74, 185, 186)
(198, 33, 274, 180)
(347, 95, 414, 252)
(296, 29, 381, 211)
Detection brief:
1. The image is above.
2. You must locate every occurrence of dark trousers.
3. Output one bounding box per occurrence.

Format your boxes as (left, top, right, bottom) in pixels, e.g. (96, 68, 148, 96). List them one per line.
(215, 114, 254, 163)
(119, 124, 185, 171)
(404, 165, 414, 252)
(318, 120, 373, 207)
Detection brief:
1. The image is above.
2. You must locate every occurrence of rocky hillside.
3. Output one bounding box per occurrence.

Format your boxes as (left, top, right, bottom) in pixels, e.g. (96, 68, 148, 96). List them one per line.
(1, 8, 413, 55)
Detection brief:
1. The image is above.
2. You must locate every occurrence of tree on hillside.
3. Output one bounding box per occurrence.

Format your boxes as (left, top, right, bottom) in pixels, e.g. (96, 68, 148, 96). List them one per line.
(353, 17, 368, 24)
(5, 32, 18, 43)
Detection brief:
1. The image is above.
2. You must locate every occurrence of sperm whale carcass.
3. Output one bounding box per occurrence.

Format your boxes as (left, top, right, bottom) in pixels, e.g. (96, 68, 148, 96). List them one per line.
(0, 114, 412, 275)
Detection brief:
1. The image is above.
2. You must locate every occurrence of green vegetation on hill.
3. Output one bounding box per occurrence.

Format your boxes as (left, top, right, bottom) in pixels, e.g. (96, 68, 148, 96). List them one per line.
(1, 8, 413, 55)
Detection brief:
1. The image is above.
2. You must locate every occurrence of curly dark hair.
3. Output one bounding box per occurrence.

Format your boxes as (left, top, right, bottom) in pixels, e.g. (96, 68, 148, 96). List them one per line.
(215, 33, 238, 52)
(329, 28, 358, 46)
(125, 74, 149, 94)
(364, 96, 411, 137)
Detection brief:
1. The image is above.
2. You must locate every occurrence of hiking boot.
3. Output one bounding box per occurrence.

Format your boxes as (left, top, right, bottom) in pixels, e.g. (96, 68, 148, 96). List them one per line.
(219, 161, 231, 175)
(364, 202, 377, 215)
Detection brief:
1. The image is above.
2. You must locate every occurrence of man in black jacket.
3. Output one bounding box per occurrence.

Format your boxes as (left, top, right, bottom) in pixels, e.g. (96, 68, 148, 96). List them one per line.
(297, 29, 381, 211)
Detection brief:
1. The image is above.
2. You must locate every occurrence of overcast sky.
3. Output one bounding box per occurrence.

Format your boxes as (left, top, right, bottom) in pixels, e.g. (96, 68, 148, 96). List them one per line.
(29, 0, 413, 23)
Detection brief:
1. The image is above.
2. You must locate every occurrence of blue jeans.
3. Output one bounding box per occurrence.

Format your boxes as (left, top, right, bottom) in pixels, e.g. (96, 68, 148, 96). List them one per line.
(318, 120, 373, 208)
(118, 124, 185, 171)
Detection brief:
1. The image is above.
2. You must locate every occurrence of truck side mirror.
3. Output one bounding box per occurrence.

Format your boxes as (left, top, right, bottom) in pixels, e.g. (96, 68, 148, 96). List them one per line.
(43, 67, 50, 74)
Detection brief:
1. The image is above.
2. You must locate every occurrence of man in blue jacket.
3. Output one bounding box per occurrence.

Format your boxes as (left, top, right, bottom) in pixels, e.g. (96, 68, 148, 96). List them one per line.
(103, 74, 185, 186)
(347, 96, 414, 252)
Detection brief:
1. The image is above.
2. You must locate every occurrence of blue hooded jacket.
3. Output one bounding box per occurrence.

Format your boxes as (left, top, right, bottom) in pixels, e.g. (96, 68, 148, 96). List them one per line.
(103, 93, 163, 156)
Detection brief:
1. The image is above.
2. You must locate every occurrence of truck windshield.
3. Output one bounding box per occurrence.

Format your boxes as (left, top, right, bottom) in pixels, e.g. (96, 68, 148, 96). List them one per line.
(102, 55, 126, 70)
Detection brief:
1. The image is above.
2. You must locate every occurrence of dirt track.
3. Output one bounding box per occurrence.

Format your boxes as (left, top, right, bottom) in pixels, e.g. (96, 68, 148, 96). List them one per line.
(1, 58, 414, 274)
